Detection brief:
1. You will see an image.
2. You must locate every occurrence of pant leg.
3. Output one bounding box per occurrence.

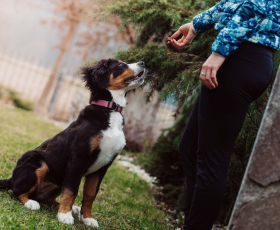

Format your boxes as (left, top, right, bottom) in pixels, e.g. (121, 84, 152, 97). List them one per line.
(179, 93, 200, 220)
(182, 42, 274, 230)
(180, 46, 244, 229)
(185, 85, 250, 230)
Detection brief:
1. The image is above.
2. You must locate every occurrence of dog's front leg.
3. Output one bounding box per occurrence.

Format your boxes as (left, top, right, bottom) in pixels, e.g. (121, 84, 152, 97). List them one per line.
(57, 164, 84, 225)
(57, 188, 78, 225)
(80, 164, 110, 228)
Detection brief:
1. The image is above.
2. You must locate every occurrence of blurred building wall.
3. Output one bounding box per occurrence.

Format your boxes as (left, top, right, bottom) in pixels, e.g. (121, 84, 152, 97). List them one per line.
(122, 87, 176, 151)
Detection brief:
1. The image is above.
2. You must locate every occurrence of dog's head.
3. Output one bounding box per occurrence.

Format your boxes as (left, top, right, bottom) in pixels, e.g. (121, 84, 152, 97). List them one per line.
(81, 59, 145, 96)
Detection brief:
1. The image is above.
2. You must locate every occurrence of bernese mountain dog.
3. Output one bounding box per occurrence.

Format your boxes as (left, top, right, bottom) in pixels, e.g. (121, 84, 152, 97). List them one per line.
(0, 59, 145, 227)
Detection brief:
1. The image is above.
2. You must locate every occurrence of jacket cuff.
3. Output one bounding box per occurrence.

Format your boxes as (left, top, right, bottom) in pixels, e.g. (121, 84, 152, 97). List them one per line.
(190, 21, 197, 34)
(212, 51, 226, 58)
(192, 15, 205, 33)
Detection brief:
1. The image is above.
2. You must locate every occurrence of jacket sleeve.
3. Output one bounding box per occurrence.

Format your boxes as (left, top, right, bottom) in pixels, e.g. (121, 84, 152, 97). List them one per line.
(211, 1, 266, 56)
(192, 0, 227, 33)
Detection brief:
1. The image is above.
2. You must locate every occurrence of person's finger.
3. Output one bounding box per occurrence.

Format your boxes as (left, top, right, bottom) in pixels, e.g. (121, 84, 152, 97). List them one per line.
(200, 76, 205, 83)
(173, 39, 190, 49)
(211, 68, 218, 87)
(202, 79, 211, 89)
(171, 40, 186, 50)
(200, 67, 208, 87)
(184, 30, 196, 45)
(202, 66, 214, 89)
(177, 34, 187, 43)
(182, 37, 192, 46)
(167, 38, 176, 45)
(201, 79, 206, 87)
(169, 40, 179, 49)
(200, 65, 207, 80)
(177, 37, 185, 44)
(171, 28, 182, 39)
(206, 67, 215, 89)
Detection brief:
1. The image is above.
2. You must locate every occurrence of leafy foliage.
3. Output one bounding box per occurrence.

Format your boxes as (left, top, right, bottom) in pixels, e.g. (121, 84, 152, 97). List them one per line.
(94, 0, 218, 111)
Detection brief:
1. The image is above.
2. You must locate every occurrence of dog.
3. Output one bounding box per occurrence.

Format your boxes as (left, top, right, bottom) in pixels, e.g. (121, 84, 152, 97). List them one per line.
(0, 59, 145, 227)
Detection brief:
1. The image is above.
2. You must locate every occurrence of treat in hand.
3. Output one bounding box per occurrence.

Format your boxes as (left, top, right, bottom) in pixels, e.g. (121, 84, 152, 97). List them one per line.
(167, 23, 196, 50)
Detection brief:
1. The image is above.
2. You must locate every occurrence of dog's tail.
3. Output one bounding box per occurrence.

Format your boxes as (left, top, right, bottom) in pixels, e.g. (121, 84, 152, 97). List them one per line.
(0, 178, 12, 190)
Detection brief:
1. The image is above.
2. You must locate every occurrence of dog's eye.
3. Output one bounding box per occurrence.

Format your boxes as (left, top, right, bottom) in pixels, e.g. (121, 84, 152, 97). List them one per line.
(119, 63, 123, 66)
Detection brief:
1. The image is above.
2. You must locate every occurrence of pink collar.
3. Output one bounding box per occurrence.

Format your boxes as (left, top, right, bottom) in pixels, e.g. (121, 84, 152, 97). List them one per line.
(91, 100, 122, 113)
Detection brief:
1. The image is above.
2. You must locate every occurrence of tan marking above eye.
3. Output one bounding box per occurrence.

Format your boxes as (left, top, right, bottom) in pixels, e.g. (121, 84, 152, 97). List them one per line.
(118, 60, 122, 63)
(107, 68, 135, 91)
(90, 133, 103, 152)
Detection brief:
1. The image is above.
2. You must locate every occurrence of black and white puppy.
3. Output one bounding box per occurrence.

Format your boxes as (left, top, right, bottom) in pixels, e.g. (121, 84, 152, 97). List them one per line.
(0, 59, 145, 227)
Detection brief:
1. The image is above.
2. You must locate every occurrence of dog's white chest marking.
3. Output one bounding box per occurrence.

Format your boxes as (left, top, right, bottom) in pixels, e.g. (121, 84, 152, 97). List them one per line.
(85, 112, 125, 175)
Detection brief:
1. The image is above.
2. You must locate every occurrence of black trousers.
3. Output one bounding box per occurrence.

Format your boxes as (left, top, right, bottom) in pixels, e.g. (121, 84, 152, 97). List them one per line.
(179, 41, 275, 230)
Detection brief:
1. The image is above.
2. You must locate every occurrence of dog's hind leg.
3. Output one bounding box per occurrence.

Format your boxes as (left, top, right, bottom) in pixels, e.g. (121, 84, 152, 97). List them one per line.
(45, 188, 61, 207)
(39, 186, 79, 212)
(13, 161, 49, 210)
(32, 182, 62, 207)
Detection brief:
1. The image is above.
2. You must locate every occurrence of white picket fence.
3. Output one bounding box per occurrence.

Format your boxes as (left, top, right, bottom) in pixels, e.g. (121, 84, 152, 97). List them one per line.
(0, 51, 177, 146)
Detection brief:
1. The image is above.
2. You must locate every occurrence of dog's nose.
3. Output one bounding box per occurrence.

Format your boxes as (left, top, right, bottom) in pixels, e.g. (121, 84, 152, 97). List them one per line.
(137, 61, 145, 67)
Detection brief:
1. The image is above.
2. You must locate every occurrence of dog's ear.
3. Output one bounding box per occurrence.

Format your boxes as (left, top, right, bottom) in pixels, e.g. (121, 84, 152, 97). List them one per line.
(81, 59, 111, 91)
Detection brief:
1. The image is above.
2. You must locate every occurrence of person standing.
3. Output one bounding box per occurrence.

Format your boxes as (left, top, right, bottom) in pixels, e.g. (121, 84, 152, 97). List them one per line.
(168, 0, 280, 229)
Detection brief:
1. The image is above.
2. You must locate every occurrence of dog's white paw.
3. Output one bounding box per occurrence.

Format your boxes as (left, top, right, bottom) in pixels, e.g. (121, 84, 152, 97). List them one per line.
(57, 211, 74, 225)
(24, 200, 40, 210)
(72, 205, 81, 217)
(81, 214, 99, 228)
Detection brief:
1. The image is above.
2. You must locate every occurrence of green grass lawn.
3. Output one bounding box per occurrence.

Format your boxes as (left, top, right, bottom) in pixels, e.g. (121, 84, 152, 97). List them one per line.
(0, 105, 172, 230)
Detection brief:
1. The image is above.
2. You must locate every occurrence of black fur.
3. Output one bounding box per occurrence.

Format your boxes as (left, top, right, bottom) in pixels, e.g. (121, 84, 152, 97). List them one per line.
(0, 179, 12, 189)
(0, 58, 137, 206)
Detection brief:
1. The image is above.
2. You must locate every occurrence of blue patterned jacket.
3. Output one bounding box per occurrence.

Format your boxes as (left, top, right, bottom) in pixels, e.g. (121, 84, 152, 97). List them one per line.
(192, 0, 280, 56)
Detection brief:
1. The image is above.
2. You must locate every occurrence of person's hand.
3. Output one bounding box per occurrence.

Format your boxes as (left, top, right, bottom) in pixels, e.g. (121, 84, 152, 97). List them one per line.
(168, 23, 197, 50)
(200, 53, 226, 89)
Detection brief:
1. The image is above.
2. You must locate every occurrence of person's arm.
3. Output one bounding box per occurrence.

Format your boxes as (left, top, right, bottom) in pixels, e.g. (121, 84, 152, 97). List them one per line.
(192, 0, 227, 33)
(200, 1, 267, 89)
(167, 0, 226, 50)
(211, 0, 266, 56)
